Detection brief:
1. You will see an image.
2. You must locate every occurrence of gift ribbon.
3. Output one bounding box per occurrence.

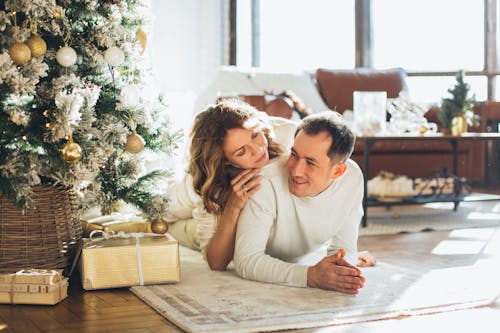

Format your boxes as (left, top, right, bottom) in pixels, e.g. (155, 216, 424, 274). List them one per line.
(88, 230, 170, 286)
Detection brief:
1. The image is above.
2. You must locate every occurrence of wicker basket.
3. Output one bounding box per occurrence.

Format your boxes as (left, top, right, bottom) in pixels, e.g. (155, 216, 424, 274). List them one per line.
(0, 185, 82, 274)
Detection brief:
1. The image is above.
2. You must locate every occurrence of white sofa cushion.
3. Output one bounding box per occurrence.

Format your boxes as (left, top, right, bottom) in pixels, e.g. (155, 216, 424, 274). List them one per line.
(193, 66, 329, 115)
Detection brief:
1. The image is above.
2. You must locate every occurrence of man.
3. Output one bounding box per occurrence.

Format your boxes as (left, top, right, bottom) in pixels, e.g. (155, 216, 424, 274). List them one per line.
(233, 111, 365, 294)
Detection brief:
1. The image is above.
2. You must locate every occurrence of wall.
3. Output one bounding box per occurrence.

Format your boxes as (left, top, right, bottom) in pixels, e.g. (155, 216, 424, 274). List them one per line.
(148, 0, 228, 176)
(149, 0, 226, 115)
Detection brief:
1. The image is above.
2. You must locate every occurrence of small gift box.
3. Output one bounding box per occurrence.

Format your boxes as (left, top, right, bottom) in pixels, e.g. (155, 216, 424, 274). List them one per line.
(80, 231, 180, 290)
(82, 213, 152, 237)
(0, 269, 68, 305)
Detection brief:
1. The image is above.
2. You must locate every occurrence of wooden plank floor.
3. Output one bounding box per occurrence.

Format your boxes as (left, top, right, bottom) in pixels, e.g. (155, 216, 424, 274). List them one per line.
(1, 186, 499, 333)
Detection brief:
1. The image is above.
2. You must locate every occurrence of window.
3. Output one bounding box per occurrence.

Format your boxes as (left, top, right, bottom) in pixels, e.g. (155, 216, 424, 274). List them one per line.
(373, 0, 484, 71)
(237, 0, 355, 71)
(235, 0, 498, 103)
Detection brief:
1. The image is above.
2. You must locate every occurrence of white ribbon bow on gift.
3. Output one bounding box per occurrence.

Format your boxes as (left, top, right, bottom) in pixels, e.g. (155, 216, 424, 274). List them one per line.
(87, 230, 169, 286)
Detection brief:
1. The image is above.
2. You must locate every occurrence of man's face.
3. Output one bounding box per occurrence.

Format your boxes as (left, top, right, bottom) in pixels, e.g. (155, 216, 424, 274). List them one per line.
(286, 130, 343, 197)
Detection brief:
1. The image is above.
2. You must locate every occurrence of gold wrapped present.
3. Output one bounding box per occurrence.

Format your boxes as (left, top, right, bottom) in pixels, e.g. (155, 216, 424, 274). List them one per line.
(80, 231, 179, 290)
(0, 278, 68, 305)
(82, 213, 152, 237)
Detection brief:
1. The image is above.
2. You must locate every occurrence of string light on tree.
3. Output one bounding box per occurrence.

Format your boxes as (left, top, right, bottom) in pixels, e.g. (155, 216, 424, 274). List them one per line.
(61, 136, 82, 163)
(56, 45, 77, 67)
(104, 46, 125, 66)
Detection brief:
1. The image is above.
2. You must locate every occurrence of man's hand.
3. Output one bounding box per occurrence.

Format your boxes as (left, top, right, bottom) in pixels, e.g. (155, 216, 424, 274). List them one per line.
(307, 249, 365, 294)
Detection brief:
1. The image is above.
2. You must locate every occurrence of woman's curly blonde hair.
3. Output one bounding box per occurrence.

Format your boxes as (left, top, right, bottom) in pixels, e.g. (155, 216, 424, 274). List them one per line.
(188, 99, 284, 216)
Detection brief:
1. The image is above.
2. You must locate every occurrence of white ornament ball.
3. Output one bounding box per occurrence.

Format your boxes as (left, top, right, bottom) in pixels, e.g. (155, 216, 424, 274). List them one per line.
(104, 46, 125, 66)
(56, 46, 77, 67)
(120, 84, 141, 105)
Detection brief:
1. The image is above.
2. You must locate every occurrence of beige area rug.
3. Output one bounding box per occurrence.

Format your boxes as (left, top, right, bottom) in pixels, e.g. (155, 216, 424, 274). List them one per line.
(360, 198, 500, 236)
(131, 231, 500, 333)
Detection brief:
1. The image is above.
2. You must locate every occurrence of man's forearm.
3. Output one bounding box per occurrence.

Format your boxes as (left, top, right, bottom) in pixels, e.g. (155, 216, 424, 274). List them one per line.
(234, 252, 309, 287)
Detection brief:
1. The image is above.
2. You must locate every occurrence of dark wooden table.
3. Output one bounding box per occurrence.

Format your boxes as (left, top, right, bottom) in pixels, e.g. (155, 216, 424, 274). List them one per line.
(357, 132, 500, 227)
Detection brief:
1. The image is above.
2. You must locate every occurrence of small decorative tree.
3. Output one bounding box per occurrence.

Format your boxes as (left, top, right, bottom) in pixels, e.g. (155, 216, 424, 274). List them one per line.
(438, 70, 479, 132)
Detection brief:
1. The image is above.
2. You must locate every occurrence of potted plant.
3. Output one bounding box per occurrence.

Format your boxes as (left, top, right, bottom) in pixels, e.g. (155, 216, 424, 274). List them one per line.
(438, 70, 479, 135)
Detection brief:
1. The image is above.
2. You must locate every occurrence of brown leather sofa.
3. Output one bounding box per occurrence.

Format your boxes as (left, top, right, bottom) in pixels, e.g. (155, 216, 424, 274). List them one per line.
(314, 68, 487, 183)
(230, 67, 491, 183)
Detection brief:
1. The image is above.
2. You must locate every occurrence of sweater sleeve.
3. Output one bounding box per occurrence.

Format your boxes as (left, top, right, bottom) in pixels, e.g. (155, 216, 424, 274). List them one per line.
(167, 173, 217, 256)
(326, 160, 364, 265)
(233, 181, 309, 288)
(166, 173, 201, 219)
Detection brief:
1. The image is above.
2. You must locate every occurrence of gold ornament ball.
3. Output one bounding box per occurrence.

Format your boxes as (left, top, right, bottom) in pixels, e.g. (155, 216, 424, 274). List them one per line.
(9, 42, 31, 65)
(136, 29, 147, 55)
(26, 35, 47, 58)
(151, 219, 169, 234)
(451, 115, 467, 136)
(61, 141, 83, 163)
(125, 131, 145, 154)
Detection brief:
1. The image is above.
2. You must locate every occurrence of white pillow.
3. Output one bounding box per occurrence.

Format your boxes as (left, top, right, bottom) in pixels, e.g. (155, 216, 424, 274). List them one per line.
(193, 66, 329, 115)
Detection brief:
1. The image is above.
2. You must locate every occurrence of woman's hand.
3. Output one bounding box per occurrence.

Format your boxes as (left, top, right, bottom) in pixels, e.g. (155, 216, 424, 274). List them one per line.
(227, 168, 263, 211)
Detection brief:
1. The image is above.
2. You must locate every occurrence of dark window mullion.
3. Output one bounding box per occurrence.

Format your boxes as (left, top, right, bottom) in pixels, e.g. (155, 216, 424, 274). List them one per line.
(355, 0, 372, 68)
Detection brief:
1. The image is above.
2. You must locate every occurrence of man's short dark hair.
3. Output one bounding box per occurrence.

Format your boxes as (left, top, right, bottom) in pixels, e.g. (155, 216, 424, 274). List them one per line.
(295, 111, 355, 163)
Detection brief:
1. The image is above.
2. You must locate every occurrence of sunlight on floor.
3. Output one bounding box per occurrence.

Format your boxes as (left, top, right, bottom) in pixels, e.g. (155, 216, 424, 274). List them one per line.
(448, 228, 496, 238)
(431, 240, 485, 255)
(467, 211, 500, 220)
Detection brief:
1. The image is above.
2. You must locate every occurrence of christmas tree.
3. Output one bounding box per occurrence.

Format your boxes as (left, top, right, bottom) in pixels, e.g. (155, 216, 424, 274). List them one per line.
(438, 70, 479, 130)
(0, 0, 181, 221)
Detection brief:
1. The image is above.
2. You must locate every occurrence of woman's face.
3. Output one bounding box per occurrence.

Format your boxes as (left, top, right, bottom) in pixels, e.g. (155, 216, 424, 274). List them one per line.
(222, 127, 269, 169)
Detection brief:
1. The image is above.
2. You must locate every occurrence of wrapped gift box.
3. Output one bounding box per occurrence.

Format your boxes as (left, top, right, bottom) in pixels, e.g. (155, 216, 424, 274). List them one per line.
(80, 232, 179, 290)
(82, 213, 152, 237)
(0, 278, 68, 305)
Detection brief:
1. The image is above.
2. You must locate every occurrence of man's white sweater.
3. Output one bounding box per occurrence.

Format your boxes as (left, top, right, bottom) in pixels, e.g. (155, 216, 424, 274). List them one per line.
(234, 157, 364, 287)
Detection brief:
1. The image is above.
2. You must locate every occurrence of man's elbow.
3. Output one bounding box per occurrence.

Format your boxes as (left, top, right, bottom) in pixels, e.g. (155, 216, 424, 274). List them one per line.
(233, 255, 247, 278)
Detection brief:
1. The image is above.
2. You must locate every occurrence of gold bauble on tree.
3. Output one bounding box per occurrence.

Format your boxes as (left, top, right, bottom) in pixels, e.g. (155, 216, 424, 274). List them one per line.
(451, 115, 468, 136)
(151, 218, 169, 234)
(61, 137, 82, 163)
(26, 35, 47, 57)
(125, 130, 145, 154)
(136, 28, 147, 55)
(9, 42, 31, 65)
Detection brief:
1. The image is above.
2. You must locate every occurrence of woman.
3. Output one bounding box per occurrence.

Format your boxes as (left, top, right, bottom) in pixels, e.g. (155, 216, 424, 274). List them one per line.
(167, 99, 297, 270)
